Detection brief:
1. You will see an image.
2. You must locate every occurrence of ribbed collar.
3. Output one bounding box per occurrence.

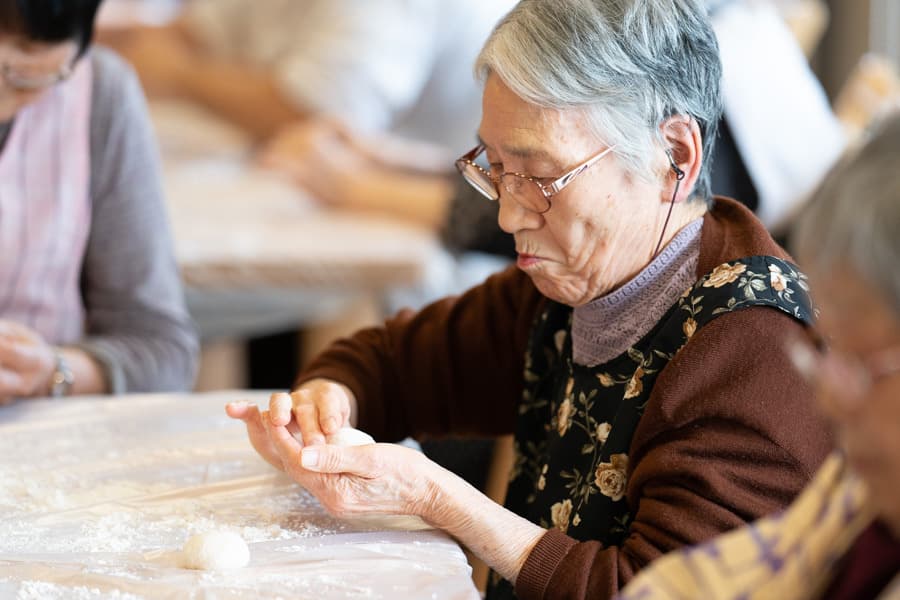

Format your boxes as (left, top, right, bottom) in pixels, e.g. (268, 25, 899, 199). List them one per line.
(571, 217, 704, 367)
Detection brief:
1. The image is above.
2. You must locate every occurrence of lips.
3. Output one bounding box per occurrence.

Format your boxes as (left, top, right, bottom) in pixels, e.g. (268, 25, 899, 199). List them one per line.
(517, 253, 542, 268)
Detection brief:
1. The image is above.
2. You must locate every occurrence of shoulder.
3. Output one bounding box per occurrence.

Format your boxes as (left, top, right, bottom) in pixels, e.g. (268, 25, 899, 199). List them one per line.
(698, 197, 793, 276)
(87, 46, 143, 105)
(86, 46, 150, 147)
(639, 304, 832, 475)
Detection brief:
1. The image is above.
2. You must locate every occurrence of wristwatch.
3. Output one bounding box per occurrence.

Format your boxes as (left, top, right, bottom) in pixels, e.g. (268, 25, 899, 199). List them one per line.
(49, 351, 74, 397)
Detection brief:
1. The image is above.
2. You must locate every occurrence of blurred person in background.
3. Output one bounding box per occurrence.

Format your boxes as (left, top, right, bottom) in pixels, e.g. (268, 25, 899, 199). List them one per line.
(706, 0, 845, 232)
(617, 111, 900, 600)
(260, 118, 517, 304)
(0, 0, 198, 403)
(261, 0, 845, 267)
(107, 0, 520, 278)
(226, 1, 832, 598)
(105, 0, 519, 493)
(107, 0, 519, 389)
(110, 0, 521, 302)
(107, 0, 516, 155)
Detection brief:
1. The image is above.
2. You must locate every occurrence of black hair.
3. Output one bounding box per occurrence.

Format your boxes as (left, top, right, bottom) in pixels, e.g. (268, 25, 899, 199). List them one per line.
(0, 0, 104, 56)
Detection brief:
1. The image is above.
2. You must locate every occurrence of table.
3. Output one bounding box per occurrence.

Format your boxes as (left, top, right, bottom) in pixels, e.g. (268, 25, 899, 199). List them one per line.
(0, 391, 479, 599)
(151, 100, 445, 341)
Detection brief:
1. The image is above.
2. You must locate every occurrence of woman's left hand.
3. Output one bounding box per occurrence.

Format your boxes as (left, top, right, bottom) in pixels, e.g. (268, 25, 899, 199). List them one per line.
(0, 320, 56, 403)
(264, 414, 439, 522)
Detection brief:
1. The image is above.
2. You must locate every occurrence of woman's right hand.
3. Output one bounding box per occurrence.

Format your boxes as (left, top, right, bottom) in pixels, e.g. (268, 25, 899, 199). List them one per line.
(225, 379, 357, 468)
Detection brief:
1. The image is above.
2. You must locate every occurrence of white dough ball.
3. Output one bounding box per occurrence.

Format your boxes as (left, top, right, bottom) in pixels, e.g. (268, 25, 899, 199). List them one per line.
(326, 427, 375, 447)
(180, 530, 250, 570)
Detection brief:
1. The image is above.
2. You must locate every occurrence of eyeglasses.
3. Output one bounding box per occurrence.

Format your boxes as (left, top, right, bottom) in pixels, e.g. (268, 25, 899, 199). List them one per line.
(455, 143, 615, 214)
(1, 62, 73, 91)
(788, 338, 900, 400)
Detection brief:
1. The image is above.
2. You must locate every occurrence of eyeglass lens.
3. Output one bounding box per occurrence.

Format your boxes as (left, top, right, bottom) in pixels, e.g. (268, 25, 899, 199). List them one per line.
(458, 162, 498, 201)
(500, 174, 550, 213)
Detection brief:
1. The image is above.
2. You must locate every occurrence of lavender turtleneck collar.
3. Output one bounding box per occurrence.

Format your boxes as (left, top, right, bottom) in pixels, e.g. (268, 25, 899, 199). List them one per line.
(571, 217, 704, 367)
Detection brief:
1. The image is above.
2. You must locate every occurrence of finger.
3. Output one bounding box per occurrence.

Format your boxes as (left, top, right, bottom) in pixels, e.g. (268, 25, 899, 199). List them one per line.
(291, 387, 330, 444)
(0, 321, 34, 342)
(294, 400, 327, 447)
(0, 321, 17, 337)
(0, 339, 18, 365)
(226, 402, 284, 470)
(312, 387, 350, 436)
(225, 400, 253, 420)
(297, 442, 370, 475)
(268, 421, 367, 479)
(268, 392, 294, 426)
(0, 369, 25, 398)
(268, 420, 304, 464)
(0, 339, 43, 372)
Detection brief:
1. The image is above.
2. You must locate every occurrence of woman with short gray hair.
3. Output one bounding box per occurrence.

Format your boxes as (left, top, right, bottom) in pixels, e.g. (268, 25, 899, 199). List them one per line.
(228, 1, 831, 598)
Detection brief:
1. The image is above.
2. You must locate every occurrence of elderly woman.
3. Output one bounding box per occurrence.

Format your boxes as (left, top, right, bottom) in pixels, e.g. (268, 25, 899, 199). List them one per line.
(227, 1, 830, 598)
(617, 114, 900, 600)
(0, 0, 197, 401)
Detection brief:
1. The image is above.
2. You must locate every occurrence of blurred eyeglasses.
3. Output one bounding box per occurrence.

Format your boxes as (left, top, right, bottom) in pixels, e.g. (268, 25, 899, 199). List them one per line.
(2, 62, 73, 91)
(788, 337, 900, 399)
(455, 143, 615, 214)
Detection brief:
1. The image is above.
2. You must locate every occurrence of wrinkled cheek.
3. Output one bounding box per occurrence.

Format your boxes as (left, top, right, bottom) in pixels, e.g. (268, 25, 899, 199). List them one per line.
(537, 275, 589, 305)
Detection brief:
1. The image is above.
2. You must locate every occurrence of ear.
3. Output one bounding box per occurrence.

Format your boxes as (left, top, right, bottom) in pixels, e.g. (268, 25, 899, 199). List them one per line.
(659, 115, 703, 204)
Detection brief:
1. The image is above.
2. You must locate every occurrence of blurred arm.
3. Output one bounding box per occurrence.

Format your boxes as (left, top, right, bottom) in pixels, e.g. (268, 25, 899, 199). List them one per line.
(77, 48, 199, 393)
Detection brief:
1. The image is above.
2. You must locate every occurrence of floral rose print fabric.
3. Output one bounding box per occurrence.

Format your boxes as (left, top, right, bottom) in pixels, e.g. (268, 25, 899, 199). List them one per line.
(487, 255, 814, 599)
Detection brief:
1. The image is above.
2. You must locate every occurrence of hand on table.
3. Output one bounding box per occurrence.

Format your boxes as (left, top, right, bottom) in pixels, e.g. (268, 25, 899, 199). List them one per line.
(260, 119, 455, 230)
(0, 320, 56, 404)
(258, 118, 378, 208)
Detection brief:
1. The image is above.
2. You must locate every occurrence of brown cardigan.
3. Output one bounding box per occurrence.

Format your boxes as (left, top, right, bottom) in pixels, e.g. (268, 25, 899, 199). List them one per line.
(298, 198, 833, 599)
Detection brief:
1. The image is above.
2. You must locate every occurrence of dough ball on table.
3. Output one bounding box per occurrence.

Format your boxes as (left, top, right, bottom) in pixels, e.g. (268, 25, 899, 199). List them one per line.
(326, 427, 375, 447)
(293, 426, 376, 447)
(181, 530, 250, 570)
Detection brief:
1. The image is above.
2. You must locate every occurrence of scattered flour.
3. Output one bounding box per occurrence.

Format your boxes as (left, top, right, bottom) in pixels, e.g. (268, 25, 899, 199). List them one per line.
(13, 580, 144, 600)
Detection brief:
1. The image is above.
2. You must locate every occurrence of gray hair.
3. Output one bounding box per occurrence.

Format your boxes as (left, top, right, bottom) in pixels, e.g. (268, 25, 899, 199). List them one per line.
(475, 0, 723, 204)
(792, 113, 900, 313)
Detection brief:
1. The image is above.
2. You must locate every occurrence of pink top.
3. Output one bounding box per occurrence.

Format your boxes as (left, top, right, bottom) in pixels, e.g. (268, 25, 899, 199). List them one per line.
(0, 59, 93, 344)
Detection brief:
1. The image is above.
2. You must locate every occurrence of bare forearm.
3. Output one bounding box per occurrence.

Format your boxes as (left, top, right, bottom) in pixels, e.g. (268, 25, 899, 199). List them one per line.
(423, 465, 546, 584)
(179, 60, 308, 140)
(347, 170, 454, 231)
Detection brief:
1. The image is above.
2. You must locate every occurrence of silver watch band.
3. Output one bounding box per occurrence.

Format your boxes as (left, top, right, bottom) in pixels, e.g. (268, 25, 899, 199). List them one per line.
(50, 351, 74, 397)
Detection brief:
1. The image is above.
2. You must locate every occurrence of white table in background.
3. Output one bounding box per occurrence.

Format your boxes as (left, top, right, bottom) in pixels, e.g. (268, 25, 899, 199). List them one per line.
(151, 100, 443, 341)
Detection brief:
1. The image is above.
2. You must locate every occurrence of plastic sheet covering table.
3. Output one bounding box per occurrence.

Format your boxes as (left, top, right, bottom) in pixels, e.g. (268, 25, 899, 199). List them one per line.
(0, 391, 479, 599)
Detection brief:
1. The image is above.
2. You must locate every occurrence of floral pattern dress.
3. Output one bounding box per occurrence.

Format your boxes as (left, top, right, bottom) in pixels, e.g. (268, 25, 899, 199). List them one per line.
(486, 256, 814, 599)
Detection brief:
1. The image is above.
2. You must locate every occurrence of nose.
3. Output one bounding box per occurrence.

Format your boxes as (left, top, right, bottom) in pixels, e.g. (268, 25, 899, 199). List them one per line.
(497, 192, 543, 235)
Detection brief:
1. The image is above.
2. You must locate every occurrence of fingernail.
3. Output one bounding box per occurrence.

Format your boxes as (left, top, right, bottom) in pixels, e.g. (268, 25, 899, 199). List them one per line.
(301, 448, 320, 469)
